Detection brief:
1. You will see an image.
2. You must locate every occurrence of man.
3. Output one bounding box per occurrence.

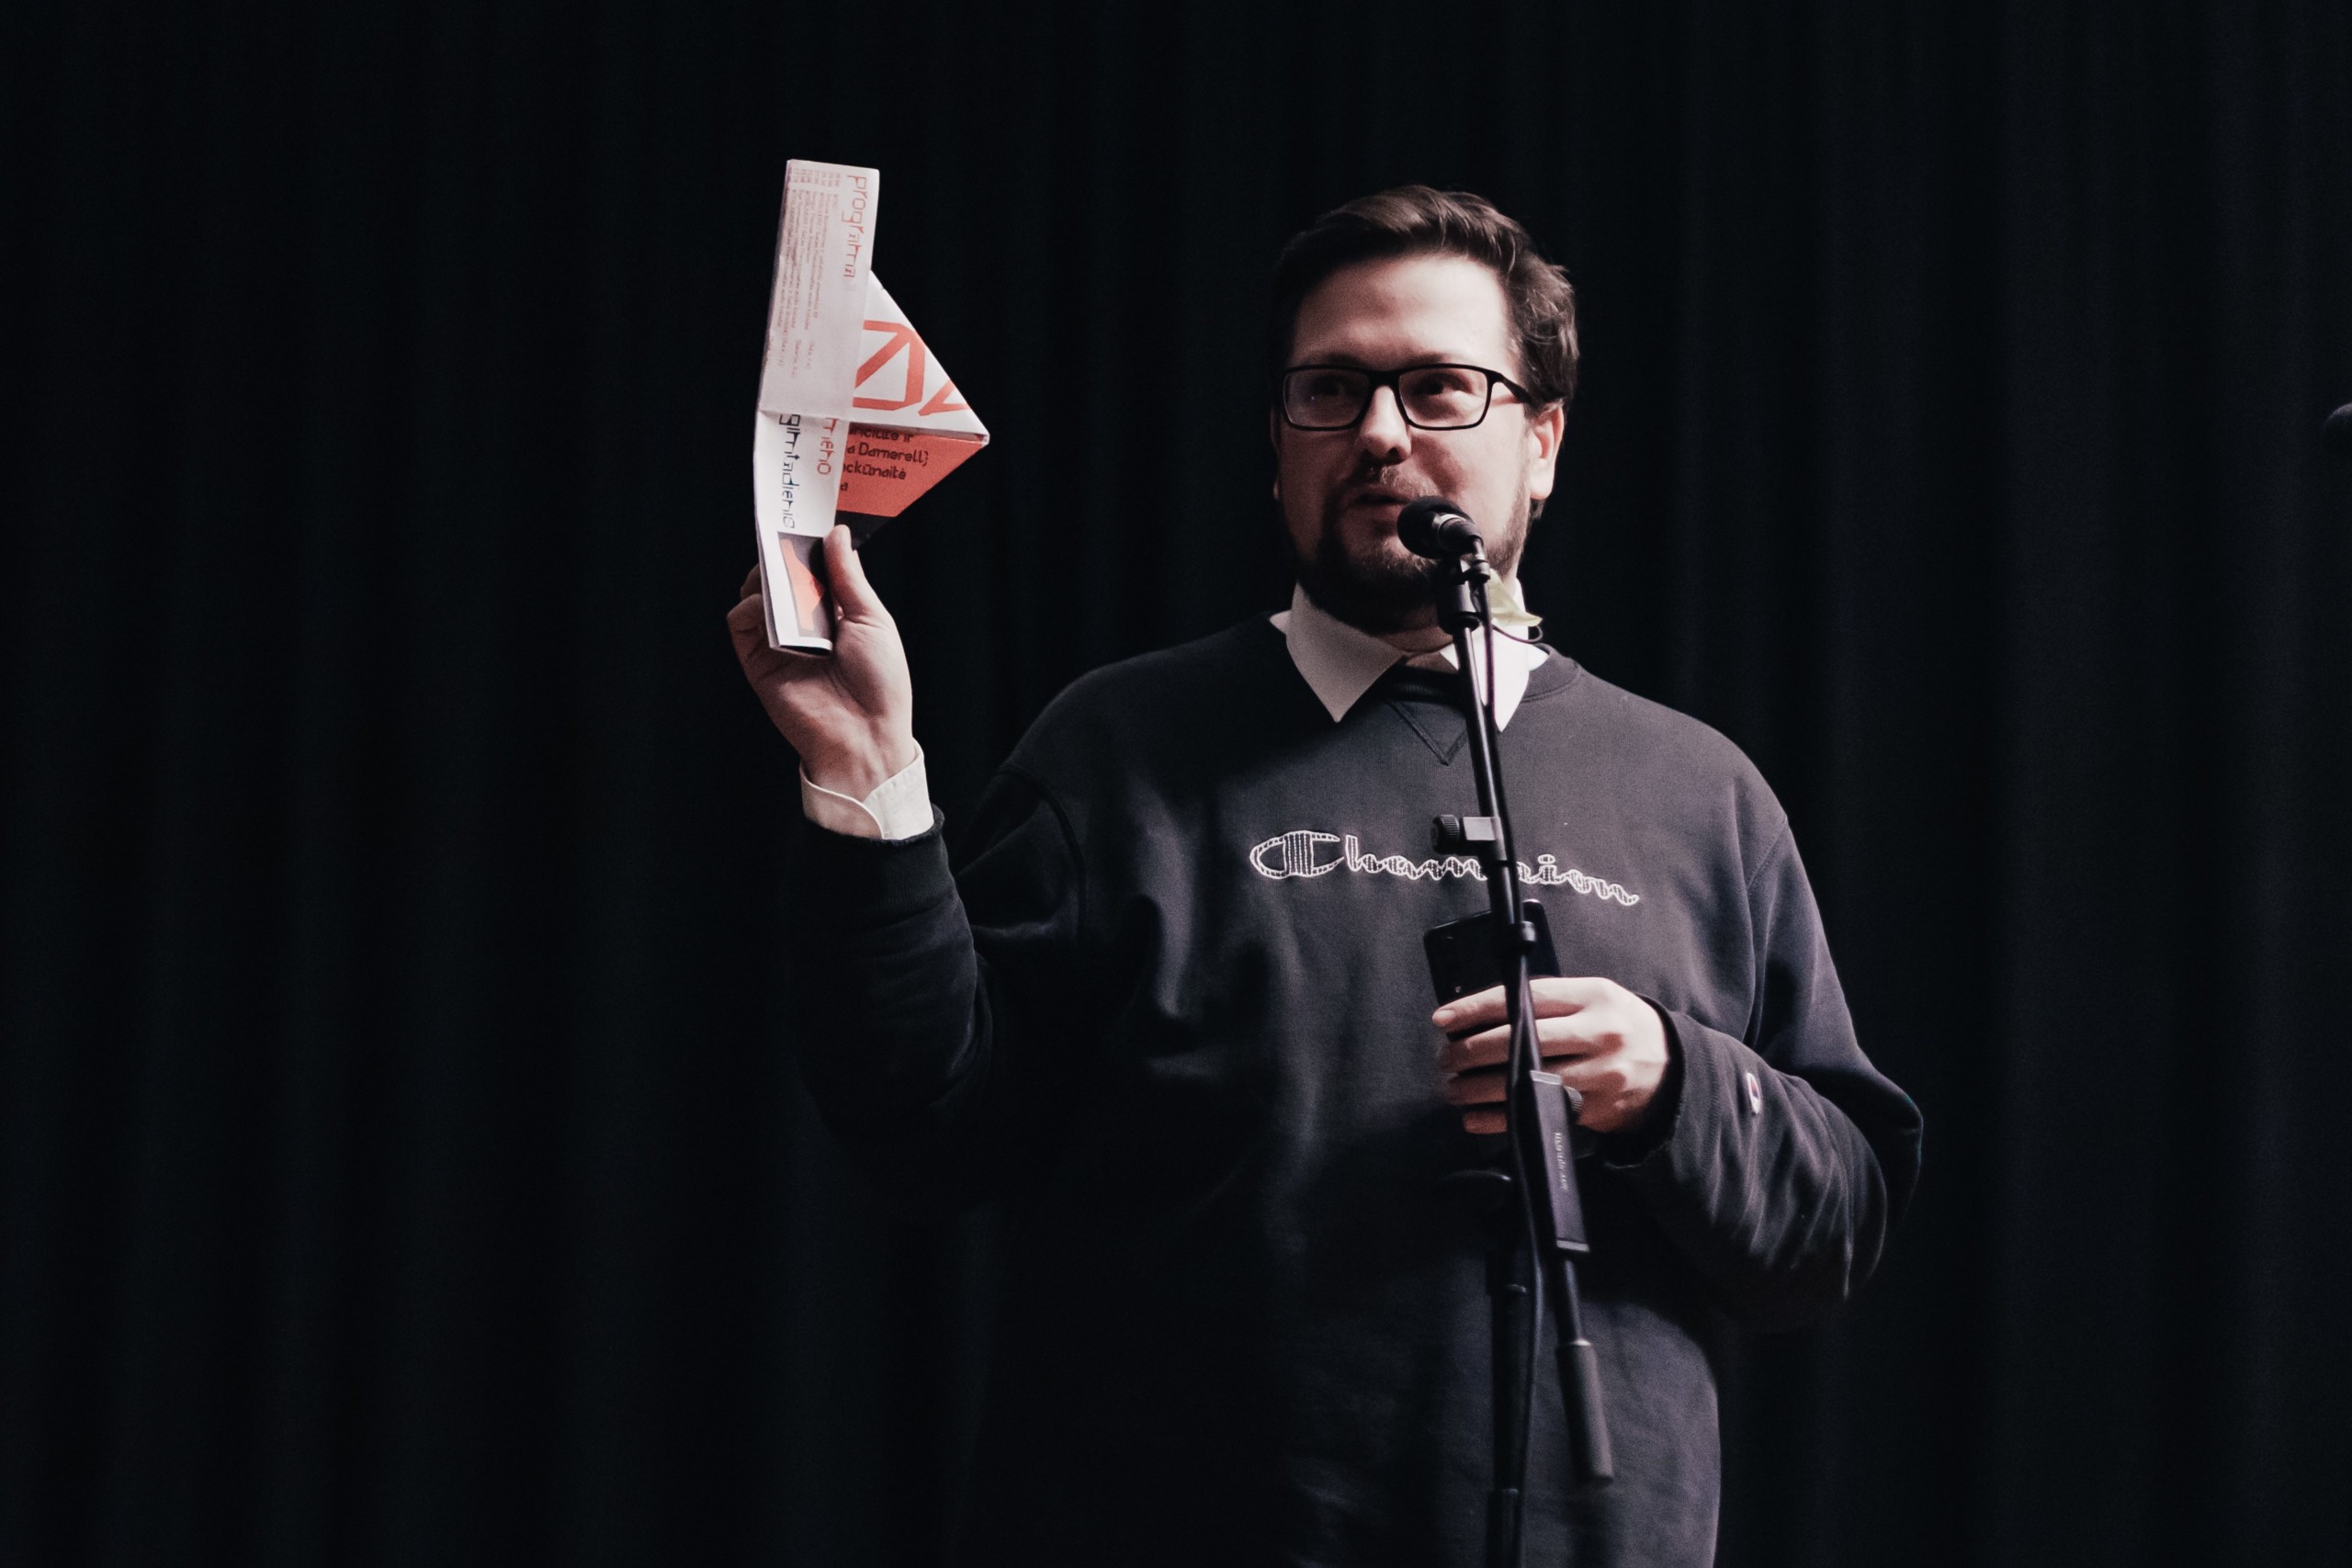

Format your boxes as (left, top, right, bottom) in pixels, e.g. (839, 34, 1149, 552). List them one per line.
(730, 187, 1921, 1567)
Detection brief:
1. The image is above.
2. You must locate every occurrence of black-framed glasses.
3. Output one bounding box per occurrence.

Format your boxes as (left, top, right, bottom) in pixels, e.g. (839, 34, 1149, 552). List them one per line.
(1277, 362, 1536, 431)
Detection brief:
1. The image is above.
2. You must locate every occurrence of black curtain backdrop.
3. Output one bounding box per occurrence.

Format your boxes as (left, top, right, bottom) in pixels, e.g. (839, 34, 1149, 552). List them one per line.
(4, 2, 2348, 1563)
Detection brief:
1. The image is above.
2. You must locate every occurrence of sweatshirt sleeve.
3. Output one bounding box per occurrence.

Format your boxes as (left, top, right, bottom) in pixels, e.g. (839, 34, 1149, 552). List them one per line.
(784, 766, 1093, 1213)
(1610, 827, 1924, 1331)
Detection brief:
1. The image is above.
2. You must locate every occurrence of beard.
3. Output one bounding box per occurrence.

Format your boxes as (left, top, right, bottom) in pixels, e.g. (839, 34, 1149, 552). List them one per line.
(1291, 468, 1534, 636)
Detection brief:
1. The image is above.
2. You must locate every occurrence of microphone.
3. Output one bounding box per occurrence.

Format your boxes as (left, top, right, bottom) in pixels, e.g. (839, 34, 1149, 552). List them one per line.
(2325, 403, 2352, 458)
(1397, 496, 1483, 558)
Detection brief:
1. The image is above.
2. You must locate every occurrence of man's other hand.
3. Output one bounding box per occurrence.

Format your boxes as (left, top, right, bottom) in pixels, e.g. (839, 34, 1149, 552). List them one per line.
(1434, 977, 1671, 1136)
(727, 525, 919, 798)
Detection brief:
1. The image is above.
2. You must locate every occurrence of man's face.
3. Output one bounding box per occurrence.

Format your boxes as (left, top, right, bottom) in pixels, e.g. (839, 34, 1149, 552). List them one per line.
(1272, 253, 1565, 636)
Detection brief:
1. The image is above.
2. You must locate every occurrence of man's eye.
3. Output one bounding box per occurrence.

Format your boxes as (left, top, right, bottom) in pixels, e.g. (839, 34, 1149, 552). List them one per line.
(1301, 373, 1359, 400)
(1405, 368, 1479, 400)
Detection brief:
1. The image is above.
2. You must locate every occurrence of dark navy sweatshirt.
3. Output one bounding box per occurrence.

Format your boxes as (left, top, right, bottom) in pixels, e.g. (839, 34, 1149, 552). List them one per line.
(786, 617, 1922, 1567)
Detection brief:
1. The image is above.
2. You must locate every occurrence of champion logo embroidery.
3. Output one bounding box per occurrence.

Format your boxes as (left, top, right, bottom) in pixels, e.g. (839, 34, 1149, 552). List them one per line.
(1247, 829, 1642, 907)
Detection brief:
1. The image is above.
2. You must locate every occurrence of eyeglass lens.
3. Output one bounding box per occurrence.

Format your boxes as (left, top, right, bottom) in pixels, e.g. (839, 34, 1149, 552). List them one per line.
(1283, 367, 1494, 430)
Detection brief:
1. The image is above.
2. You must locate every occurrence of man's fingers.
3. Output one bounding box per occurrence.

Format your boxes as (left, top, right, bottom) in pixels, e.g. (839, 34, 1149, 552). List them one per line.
(1432, 984, 1508, 1036)
(1436, 1029, 1505, 1074)
(1436, 1034, 1601, 1096)
(739, 563, 763, 602)
(728, 590, 825, 683)
(1436, 1016, 1598, 1075)
(1442, 1066, 1509, 1107)
(1442, 1057, 1625, 1121)
(728, 593, 780, 664)
(727, 592, 763, 650)
(822, 525, 888, 620)
(1430, 975, 1606, 1036)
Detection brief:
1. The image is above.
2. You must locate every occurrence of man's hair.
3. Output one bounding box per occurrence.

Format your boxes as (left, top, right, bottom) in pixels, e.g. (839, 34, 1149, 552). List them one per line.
(1267, 186, 1579, 411)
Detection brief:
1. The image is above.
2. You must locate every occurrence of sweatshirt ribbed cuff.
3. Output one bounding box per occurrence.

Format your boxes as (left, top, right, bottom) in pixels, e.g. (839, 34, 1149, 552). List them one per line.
(1607, 1005, 1754, 1181)
(792, 807, 956, 927)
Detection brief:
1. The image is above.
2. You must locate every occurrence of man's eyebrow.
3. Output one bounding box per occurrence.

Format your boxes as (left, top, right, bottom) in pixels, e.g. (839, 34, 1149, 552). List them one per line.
(1291, 353, 1475, 369)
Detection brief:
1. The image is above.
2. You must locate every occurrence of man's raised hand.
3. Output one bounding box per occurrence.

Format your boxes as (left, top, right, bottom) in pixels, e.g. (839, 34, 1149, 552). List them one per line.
(1434, 976, 1672, 1137)
(727, 525, 919, 797)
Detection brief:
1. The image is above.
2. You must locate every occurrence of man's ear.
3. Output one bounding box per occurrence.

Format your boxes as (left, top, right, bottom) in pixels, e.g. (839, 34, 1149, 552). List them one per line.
(1268, 408, 1283, 501)
(1523, 401, 1566, 507)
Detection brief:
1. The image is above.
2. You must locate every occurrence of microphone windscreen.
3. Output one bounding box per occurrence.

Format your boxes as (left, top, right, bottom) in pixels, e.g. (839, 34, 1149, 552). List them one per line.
(1397, 496, 1479, 558)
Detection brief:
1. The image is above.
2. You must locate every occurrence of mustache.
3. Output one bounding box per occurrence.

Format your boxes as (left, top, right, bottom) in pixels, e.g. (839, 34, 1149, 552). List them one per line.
(1324, 468, 1435, 529)
(1332, 460, 1428, 506)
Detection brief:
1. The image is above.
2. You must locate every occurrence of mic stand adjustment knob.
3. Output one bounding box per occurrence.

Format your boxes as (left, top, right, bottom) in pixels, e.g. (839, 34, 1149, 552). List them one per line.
(1432, 814, 1503, 855)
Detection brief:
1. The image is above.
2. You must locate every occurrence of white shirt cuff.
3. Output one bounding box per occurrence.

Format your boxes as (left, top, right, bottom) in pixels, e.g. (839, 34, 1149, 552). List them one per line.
(799, 747, 933, 840)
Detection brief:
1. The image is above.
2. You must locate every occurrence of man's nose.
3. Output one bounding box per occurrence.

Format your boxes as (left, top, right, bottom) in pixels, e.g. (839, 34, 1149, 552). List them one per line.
(1355, 384, 1412, 464)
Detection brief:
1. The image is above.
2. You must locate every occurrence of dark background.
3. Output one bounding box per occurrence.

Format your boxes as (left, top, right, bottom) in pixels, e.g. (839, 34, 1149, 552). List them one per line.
(5, 1, 2348, 1563)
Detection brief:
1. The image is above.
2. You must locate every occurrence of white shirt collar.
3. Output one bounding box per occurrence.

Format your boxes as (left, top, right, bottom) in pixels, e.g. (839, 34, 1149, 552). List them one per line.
(1272, 582, 1547, 729)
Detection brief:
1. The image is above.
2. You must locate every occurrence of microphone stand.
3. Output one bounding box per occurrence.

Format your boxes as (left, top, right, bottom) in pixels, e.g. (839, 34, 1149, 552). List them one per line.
(1430, 539, 1613, 1568)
